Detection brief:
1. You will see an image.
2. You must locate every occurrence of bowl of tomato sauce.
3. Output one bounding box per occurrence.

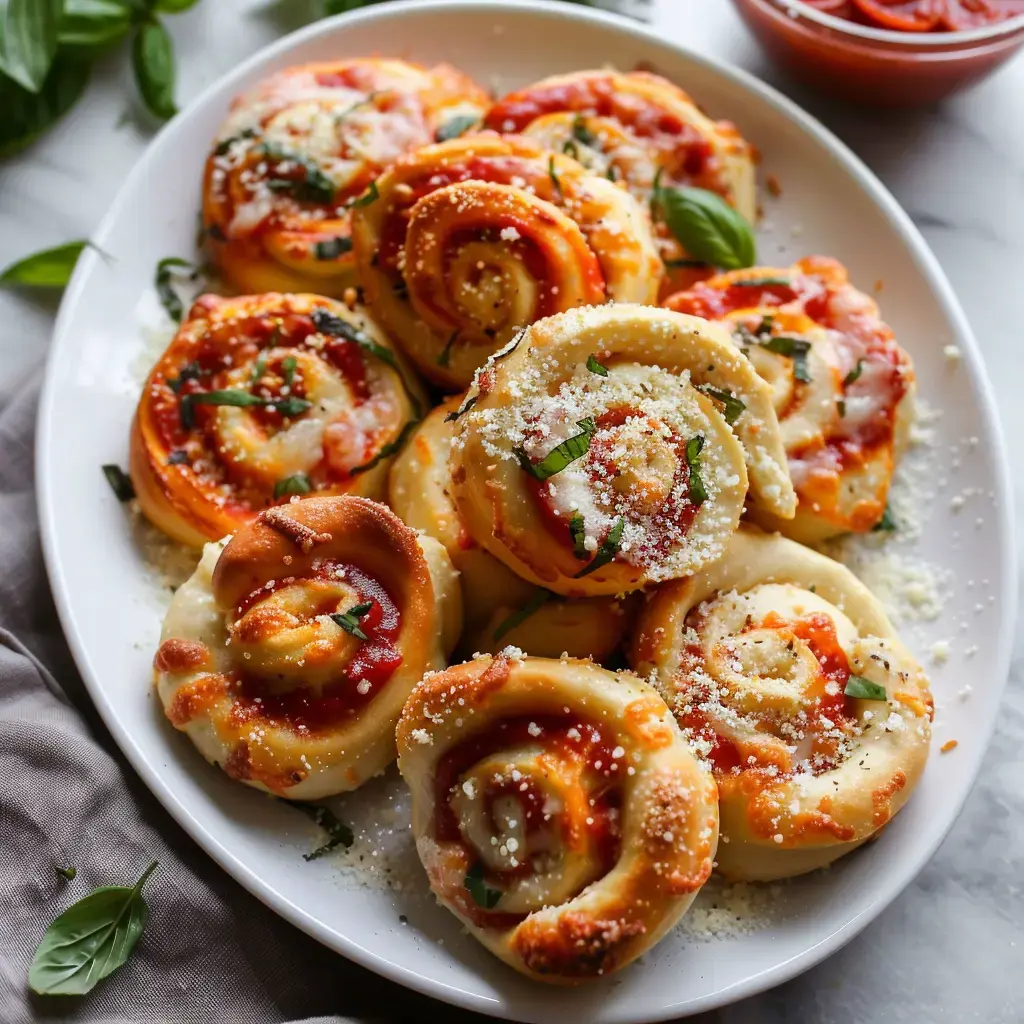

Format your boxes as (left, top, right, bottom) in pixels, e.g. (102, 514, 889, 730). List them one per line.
(732, 0, 1024, 104)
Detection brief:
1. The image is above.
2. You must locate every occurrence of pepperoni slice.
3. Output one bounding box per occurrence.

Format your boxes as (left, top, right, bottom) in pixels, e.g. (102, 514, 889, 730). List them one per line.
(850, 0, 944, 29)
(941, 0, 1024, 27)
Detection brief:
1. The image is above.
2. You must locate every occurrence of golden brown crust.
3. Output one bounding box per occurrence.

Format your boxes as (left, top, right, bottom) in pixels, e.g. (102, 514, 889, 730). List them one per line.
(396, 654, 718, 983)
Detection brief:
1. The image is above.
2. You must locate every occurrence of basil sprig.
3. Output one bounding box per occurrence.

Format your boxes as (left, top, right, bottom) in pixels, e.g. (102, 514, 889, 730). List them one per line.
(492, 588, 550, 642)
(29, 860, 158, 996)
(132, 19, 176, 121)
(1, 0, 62, 93)
(330, 601, 373, 641)
(685, 436, 708, 504)
(844, 676, 887, 701)
(698, 385, 745, 426)
(0, 239, 89, 289)
(574, 517, 625, 579)
(651, 172, 756, 270)
(464, 861, 502, 909)
(514, 419, 596, 481)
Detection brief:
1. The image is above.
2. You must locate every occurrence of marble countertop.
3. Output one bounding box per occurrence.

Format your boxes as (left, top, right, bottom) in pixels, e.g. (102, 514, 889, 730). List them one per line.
(2, 1, 1022, 1021)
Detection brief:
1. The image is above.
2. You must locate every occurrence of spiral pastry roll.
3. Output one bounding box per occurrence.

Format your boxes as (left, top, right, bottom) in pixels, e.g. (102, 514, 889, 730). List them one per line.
(350, 133, 663, 388)
(485, 70, 755, 290)
(389, 397, 634, 660)
(664, 257, 916, 543)
(397, 653, 718, 981)
(632, 527, 932, 881)
(155, 496, 461, 799)
(202, 59, 490, 295)
(130, 292, 424, 547)
(450, 305, 796, 597)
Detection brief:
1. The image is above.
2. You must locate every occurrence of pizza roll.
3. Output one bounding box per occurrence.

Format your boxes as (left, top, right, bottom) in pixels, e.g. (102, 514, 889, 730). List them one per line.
(155, 495, 461, 800)
(450, 304, 796, 597)
(130, 292, 424, 547)
(631, 526, 932, 881)
(350, 133, 662, 388)
(484, 69, 755, 293)
(389, 396, 634, 660)
(202, 59, 489, 295)
(396, 652, 718, 981)
(664, 257, 916, 543)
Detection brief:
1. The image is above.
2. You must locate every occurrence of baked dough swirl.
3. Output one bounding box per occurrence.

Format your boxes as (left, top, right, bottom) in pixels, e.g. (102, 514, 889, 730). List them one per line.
(155, 495, 461, 800)
(389, 396, 634, 660)
(202, 59, 489, 295)
(450, 305, 796, 597)
(350, 133, 663, 388)
(396, 653, 718, 981)
(484, 69, 756, 293)
(631, 527, 932, 881)
(130, 292, 424, 547)
(664, 257, 916, 543)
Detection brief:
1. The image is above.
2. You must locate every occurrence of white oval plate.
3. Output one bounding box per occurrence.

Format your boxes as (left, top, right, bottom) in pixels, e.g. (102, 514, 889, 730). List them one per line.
(37, 2, 1015, 1021)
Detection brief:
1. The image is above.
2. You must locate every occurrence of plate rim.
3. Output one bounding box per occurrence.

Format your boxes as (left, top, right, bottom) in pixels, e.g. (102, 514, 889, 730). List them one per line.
(35, 1, 1018, 1020)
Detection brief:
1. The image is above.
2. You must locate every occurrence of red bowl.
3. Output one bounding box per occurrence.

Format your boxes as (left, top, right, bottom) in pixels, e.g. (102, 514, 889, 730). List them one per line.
(732, 0, 1024, 105)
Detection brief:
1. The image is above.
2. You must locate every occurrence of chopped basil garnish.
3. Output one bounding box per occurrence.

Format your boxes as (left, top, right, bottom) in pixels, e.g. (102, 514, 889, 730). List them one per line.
(168, 361, 203, 393)
(548, 155, 562, 198)
(314, 236, 353, 260)
(569, 511, 588, 559)
(574, 516, 625, 579)
(837, 399, 846, 418)
(492, 588, 551, 641)
(872, 503, 897, 532)
(29, 861, 157, 996)
(180, 389, 311, 430)
(55, 865, 76, 881)
(572, 113, 596, 147)
(345, 179, 379, 209)
(444, 393, 477, 423)
(698, 385, 745, 426)
(260, 142, 336, 204)
(464, 861, 502, 909)
(102, 465, 134, 502)
(250, 355, 267, 386)
(663, 257, 710, 270)
(437, 331, 458, 367)
(311, 307, 397, 368)
(350, 420, 417, 475)
(286, 801, 354, 861)
(562, 139, 581, 161)
(435, 114, 479, 142)
(514, 419, 596, 481)
(843, 359, 865, 387)
(733, 276, 791, 287)
(844, 676, 887, 701)
(685, 436, 708, 504)
(760, 335, 812, 384)
(167, 450, 189, 466)
(651, 173, 756, 270)
(155, 256, 198, 323)
(281, 355, 297, 388)
(586, 354, 608, 377)
(273, 473, 312, 499)
(330, 601, 373, 641)
(213, 127, 257, 156)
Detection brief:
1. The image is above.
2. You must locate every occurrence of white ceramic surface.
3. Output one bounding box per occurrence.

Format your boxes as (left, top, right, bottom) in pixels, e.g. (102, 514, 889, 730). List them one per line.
(34, 3, 1015, 1021)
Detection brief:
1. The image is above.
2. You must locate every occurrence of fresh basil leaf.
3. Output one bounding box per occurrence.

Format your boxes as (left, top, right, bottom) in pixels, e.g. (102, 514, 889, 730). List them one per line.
(132, 19, 177, 121)
(262, 141, 336, 204)
(586, 354, 608, 377)
(493, 588, 550, 642)
(102, 464, 134, 502)
(286, 801, 354, 861)
(843, 359, 865, 387)
(844, 676, 887, 701)
(698, 385, 745, 426)
(663, 257, 709, 269)
(435, 114, 478, 142)
(59, 0, 131, 49)
(271, 396, 312, 418)
(330, 601, 373, 641)
(685, 435, 708, 504)
(514, 419, 595, 481)
(324, 0, 380, 13)
(464, 861, 502, 909)
(0, 56, 90, 156)
(1, 0, 61, 93)
(760, 335, 812, 384)
(732, 276, 791, 287)
(273, 472, 312, 499)
(310, 308, 397, 368)
(548, 155, 562, 198)
(654, 184, 756, 270)
(183, 389, 265, 408)
(872, 503, 897, 533)
(345, 179, 379, 208)
(569, 511, 588, 559)
(350, 420, 417, 475)
(313, 236, 353, 260)
(153, 0, 200, 12)
(181, 389, 310, 430)
(154, 256, 196, 322)
(56, 865, 77, 880)
(574, 516, 625, 579)
(0, 240, 89, 288)
(28, 861, 157, 996)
